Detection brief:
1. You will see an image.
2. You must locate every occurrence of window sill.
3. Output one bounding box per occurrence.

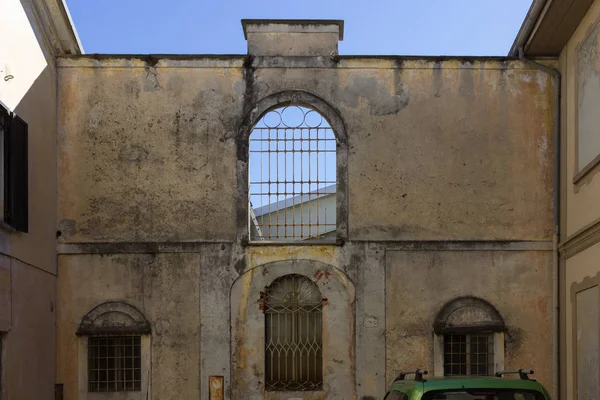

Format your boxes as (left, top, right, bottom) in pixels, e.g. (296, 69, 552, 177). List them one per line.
(0, 221, 16, 233)
(87, 391, 142, 400)
(264, 388, 324, 393)
(245, 238, 344, 246)
(573, 153, 600, 184)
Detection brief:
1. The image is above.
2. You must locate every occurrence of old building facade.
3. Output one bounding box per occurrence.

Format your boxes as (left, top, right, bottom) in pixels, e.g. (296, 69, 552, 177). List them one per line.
(12, 0, 600, 398)
(52, 19, 557, 400)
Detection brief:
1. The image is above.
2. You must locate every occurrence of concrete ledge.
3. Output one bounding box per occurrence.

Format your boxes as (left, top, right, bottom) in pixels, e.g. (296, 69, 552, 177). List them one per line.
(56, 55, 554, 71)
(241, 19, 344, 40)
(559, 216, 600, 259)
(57, 240, 554, 254)
(383, 240, 554, 251)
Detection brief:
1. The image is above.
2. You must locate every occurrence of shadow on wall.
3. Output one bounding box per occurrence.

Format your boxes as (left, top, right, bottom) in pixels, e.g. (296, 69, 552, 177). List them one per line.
(4, 64, 57, 270)
(0, 63, 59, 400)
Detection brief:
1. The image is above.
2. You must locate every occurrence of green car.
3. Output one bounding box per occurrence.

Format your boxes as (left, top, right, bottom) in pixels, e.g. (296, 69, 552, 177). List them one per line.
(384, 369, 552, 400)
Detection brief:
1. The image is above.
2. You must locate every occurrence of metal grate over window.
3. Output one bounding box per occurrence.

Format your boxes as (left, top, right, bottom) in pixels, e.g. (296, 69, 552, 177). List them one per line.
(443, 333, 494, 376)
(249, 105, 336, 241)
(88, 336, 141, 392)
(263, 274, 323, 391)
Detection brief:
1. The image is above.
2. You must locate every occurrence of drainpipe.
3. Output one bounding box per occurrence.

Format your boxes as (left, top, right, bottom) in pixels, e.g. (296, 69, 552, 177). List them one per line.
(508, 0, 548, 56)
(518, 47, 561, 399)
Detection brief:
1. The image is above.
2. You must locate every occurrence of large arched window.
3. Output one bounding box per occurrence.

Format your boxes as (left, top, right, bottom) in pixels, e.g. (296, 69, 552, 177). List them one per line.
(249, 105, 336, 242)
(263, 274, 323, 391)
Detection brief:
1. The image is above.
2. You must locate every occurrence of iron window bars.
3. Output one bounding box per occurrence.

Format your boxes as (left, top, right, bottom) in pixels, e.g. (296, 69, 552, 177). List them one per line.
(263, 274, 324, 391)
(88, 336, 142, 392)
(249, 106, 336, 241)
(443, 332, 494, 376)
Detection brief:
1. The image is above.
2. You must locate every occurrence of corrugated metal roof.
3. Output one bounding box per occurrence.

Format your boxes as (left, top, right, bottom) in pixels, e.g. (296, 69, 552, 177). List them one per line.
(253, 184, 336, 217)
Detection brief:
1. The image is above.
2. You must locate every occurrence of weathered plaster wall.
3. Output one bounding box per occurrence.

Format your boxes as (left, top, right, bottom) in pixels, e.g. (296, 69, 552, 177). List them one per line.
(386, 250, 554, 391)
(245, 32, 339, 57)
(343, 64, 553, 241)
(57, 61, 241, 243)
(57, 253, 202, 400)
(57, 57, 554, 244)
(55, 55, 555, 400)
(252, 62, 554, 241)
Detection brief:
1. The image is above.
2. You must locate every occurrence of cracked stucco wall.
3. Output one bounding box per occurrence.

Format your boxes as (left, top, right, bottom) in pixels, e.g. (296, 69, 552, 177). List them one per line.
(55, 56, 556, 400)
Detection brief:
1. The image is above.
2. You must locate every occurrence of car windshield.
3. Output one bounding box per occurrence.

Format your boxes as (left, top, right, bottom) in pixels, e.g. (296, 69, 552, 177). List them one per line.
(423, 389, 545, 400)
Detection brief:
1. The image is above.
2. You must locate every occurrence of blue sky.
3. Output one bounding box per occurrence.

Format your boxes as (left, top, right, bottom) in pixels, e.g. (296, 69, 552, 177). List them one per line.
(65, 0, 532, 56)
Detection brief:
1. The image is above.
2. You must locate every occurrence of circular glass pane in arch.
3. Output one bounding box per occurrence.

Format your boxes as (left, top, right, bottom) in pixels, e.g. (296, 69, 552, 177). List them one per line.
(304, 110, 325, 128)
(248, 105, 337, 242)
(261, 110, 282, 128)
(280, 106, 305, 128)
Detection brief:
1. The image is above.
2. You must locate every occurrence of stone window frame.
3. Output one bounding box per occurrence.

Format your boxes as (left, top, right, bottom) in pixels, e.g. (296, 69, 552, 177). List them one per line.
(570, 272, 600, 400)
(432, 296, 506, 377)
(230, 260, 356, 399)
(238, 90, 349, 245)
(76, 302, 152, 400)
(573, 17, 600, 184)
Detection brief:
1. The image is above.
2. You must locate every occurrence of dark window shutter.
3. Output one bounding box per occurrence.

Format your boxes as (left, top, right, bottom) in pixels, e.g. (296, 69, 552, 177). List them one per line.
(1, 105, 10, 223)
(6, 115, 28, 232)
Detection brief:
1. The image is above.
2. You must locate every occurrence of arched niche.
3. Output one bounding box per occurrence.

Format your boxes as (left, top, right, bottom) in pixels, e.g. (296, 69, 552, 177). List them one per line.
(76, 301, 151, 335)
(230, 259, 355, 400)
(433, 296, 505, 334)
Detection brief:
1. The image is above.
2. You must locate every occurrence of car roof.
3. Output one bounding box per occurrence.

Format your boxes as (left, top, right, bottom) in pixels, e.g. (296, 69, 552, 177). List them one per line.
(389, 376, 549, 394)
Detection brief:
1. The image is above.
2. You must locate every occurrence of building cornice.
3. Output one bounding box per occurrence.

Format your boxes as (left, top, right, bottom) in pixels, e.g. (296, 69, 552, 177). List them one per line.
(20, 0, 83, 59)
(509, 0, 595, 56)
(508, 0, 548, 56)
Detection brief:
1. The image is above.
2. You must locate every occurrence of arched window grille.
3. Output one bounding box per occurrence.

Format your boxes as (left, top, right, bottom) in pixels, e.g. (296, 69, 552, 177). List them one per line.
(263, 274, 323, 391)
(249, 105, 337, 241)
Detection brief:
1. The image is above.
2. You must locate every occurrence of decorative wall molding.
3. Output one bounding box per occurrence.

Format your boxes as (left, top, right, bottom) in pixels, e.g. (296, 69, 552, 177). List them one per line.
(77, 301, 151, 335)
(383, 240, 553, 251)
(21, 0, 82, 59)
(433, 296, 506, 334)
(559, 217, 600, 259)
(57, 240, 554, 254)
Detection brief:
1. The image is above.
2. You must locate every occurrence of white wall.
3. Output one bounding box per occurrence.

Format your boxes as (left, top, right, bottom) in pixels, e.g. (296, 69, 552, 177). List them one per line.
(0, 0, 48, 110)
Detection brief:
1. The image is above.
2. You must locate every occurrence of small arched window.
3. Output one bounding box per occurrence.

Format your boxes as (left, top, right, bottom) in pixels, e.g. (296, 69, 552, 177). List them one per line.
(249, 105, 337, 242)
(77, 302, 151, 393)
(263, 274, 323, 391)
(433, 297, 506, 377)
